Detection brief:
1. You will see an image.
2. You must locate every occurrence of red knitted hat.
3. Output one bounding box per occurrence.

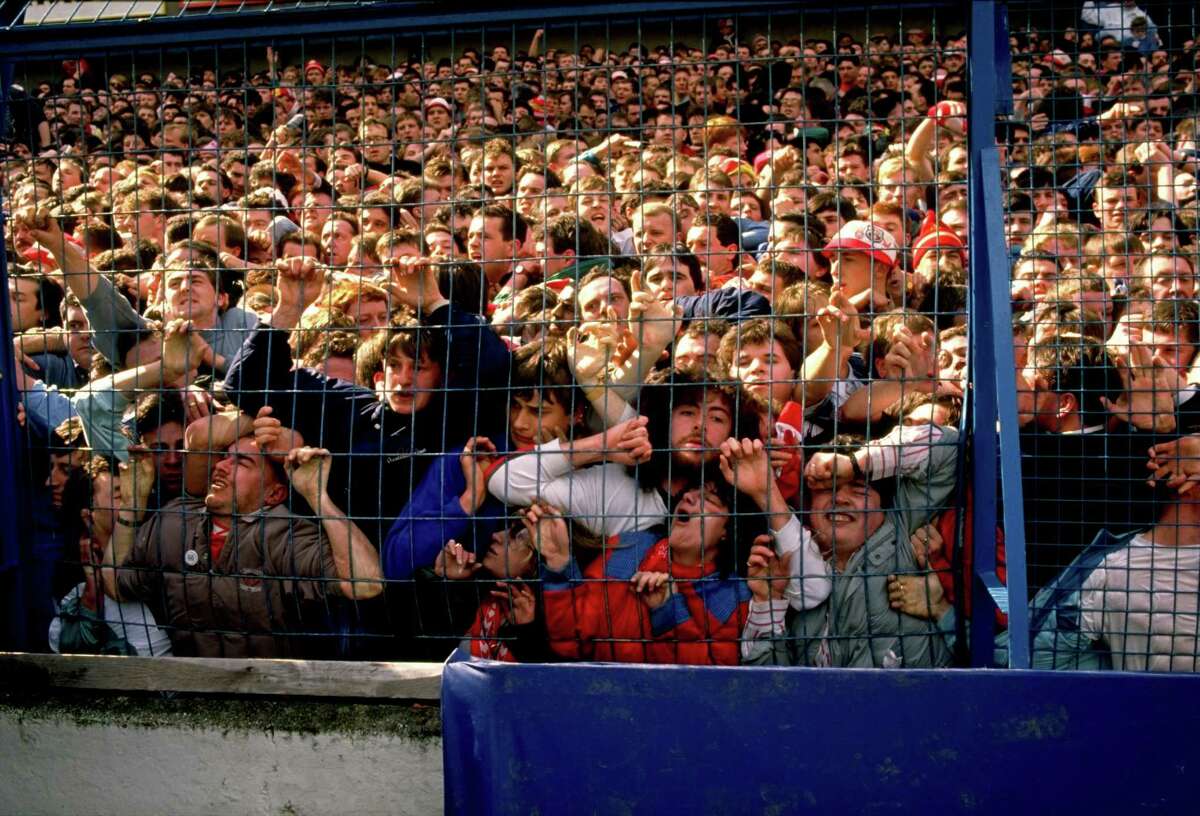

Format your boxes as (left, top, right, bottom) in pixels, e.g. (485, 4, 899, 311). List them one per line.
(911, 210, 965, 270)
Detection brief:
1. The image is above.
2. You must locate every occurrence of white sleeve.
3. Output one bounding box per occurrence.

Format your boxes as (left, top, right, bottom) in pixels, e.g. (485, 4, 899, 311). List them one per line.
(487, 438, 578, 507)
(860, 423, 947, 481)
(740, 599, 789, 662)
(773, 516, 833, 611)
(488, 442, 665, 537)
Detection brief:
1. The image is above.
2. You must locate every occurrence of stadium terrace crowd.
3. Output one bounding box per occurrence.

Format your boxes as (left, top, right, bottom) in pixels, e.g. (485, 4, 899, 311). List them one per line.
(5, 2, 1200, 671)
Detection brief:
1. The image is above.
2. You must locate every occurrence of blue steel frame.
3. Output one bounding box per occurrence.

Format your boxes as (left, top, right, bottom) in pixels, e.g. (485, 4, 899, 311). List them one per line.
(0, 1, 873, 59)
(967, 0, 1029, 668)
(0, 59, 35, 649)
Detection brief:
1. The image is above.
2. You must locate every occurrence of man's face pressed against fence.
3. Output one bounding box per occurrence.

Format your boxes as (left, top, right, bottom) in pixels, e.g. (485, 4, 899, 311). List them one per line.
(670, 393, 734, 468)
(809, 479, 884, 569)
(205, 439, 287, 518)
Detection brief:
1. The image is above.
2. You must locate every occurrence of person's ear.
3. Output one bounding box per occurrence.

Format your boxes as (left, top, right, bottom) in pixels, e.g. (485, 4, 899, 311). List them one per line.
(1058, 391, 1078, 419)
(265, 483, 289, 507)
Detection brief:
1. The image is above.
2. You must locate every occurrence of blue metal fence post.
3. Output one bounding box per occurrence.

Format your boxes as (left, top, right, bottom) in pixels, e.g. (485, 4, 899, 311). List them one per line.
(968, 0, 1030, 668)
(0, 59, 35, 649)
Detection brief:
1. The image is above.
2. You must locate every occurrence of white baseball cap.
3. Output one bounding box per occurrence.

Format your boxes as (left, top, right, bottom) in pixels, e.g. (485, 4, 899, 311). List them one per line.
(822, 220, 899, 268)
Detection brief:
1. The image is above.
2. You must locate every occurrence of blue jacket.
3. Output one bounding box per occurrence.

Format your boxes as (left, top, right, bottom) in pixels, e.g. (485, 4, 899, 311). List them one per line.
(677, 288, 771, 323)
(382, 443, 508, 580)
(733, 217, 769, 253)
(27, 353, 87, 390)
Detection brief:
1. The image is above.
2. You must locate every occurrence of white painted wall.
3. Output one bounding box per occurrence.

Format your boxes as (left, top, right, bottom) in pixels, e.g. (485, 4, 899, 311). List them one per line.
(0, 709, 443, 815)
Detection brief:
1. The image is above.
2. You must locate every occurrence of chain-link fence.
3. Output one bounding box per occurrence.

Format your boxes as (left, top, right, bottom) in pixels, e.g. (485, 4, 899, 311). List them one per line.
(3, 0, 1195, 674)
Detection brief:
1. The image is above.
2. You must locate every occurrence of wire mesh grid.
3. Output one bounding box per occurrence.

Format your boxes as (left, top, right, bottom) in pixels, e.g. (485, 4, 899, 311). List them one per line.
(999, 0, 1200, 672)
(4, 1, 1190, 672)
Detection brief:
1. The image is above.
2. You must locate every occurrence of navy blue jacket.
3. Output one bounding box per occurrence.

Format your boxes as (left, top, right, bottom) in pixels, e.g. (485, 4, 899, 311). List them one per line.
(677, 288, 771, 323)
(223, 303, 512, 544)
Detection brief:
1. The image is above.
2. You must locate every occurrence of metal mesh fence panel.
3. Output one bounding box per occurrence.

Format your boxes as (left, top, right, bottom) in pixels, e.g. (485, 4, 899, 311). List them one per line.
(993, 0, 1200, 672)
(15, 1, 1166, 670)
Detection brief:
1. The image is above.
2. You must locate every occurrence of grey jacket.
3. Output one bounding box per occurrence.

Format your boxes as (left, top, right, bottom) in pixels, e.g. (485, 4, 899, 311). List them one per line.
(746, 425, 960, 668)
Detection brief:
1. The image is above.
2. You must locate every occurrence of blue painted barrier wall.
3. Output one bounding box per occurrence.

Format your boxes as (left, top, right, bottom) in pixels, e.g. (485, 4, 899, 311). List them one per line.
(442, 660, 1200, 815)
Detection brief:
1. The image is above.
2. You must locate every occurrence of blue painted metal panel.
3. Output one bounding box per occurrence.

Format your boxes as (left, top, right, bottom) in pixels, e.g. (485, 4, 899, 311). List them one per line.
(967, 0, 1028, 668)
(442, 660, 1200, 815)
(0, 60, 35, 649)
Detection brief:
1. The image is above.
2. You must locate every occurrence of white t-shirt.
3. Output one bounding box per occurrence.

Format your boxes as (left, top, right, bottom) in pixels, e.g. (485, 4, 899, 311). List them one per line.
(49, 584, 174, 657)
(1081, 535, 1200, 672)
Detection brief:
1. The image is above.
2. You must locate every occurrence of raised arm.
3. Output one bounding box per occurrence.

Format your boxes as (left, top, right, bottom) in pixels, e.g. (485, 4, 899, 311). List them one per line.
(566, 323, 636, 428)
(612, 270, 681, 400)
(839, 327, 936, 423)
(718, 437, 833, 611)
(286, 447, 384, 600)
(799, 287, 863, 406)
(16, 204, 102, 300)
(100, 449, 156, 602)
(904, 102, 964, 178)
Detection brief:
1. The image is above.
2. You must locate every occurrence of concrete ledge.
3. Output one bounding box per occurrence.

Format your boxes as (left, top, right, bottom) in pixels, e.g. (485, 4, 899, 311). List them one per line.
(1, 652, 443, 700)
(0, 691, 443, 816)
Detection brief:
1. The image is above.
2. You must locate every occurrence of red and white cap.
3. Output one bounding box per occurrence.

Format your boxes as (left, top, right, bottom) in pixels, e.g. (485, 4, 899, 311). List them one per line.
(822, 220, 899, 268)
(911, 210, 965, 270)
(424, 96, 452, 113)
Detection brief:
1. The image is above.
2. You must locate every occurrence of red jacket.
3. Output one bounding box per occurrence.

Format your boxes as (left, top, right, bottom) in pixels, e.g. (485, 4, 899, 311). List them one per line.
(930, 485, 1008, 628)
(542, 530, 751, 665)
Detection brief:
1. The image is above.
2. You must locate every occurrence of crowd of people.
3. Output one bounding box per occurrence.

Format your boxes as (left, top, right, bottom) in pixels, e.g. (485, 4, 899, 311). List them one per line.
(4, 2, 1200, 671)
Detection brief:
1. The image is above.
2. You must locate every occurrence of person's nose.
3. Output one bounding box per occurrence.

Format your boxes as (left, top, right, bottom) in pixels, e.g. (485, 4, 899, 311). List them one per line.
(396, 361, 414, 386)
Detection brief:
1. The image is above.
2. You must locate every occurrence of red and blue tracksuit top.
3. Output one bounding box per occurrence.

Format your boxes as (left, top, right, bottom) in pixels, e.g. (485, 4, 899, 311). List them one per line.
(541, 529, 752, 665)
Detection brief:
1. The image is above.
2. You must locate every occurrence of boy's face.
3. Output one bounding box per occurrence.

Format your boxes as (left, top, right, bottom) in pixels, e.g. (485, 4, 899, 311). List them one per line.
(674, 332, 721, 371)
(480, 526, 535, 579)
(830, 251, 878, 296)
(644, 259, 696, 300)
(509, 391, 573, 449)
(382, 349, 443, 414)
(729, 339, 795, 406)
(577, 276, 630, 321)
(808, 480, 883, 568)
(938, 333, 969, 384)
